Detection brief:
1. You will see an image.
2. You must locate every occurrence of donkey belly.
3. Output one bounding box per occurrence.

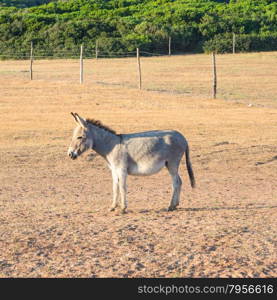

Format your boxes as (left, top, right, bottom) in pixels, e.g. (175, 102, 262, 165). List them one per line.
(127, 160, 165, 176)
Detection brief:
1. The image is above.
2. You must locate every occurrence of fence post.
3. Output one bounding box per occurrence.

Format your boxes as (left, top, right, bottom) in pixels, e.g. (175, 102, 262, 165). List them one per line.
(30, 41, 33, 80)
(137, 48, 142, 90)
(95, 40, 98, 59)
(212, 51, 217, 99)
(233, 33, 236, 54)
(168, 36, 171, 56)
(80, 44, 84, 84)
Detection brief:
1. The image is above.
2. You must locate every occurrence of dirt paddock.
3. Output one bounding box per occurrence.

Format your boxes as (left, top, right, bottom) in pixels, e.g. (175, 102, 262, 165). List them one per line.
(0, 53, 276, 277)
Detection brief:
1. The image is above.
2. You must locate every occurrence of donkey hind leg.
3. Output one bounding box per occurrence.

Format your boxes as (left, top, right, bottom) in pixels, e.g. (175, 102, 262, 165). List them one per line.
(118, 171, 128, 214)
(110, 170, 119, 211)
(166, 162, 182, 211)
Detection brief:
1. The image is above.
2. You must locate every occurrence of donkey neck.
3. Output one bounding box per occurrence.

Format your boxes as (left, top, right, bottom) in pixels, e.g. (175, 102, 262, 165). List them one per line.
(88, 123, 120, 158)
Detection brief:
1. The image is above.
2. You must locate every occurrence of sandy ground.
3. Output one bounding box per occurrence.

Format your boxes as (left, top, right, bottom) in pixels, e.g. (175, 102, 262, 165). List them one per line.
(0, 54, 276, 277)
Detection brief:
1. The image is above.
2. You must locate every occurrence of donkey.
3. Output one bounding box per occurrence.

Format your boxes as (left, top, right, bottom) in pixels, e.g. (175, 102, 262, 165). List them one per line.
(68, 113, 195, 213)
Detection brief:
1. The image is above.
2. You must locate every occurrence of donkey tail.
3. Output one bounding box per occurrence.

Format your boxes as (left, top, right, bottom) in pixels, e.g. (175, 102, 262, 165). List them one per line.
(185, 145, 195, 188)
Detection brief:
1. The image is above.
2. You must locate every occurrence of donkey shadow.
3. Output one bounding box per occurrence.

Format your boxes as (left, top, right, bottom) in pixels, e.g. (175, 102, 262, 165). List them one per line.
(139, 205, 277, 214)
(178, 205, 277, 212)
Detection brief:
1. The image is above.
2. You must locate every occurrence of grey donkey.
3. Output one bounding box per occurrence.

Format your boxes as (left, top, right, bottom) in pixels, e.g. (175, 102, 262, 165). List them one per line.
(68, 113, 195, 213)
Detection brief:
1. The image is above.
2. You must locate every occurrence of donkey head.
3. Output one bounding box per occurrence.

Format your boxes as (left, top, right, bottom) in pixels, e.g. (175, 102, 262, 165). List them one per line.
(68, 112, 93, 160)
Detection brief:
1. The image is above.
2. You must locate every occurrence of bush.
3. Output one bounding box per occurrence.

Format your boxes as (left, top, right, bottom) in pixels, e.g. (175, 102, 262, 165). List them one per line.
(203, 33, 277, 53)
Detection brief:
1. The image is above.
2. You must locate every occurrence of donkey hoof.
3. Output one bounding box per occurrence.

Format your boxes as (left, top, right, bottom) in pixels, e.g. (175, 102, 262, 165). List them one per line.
(121, 208, 127, 214)
(167, 206, 176, 212)
(110, 207, 116, 212)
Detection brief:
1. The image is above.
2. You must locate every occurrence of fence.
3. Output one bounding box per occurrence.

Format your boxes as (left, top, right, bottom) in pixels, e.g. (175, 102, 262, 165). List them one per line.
(1, 45, 277, 107)
(0, 32, 264, 59)
(2, 43, 219, 97)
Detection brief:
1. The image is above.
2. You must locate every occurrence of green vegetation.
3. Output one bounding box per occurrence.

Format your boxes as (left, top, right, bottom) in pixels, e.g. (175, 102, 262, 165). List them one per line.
(0, 0, 276, 58)
(0, 1, 55, 8)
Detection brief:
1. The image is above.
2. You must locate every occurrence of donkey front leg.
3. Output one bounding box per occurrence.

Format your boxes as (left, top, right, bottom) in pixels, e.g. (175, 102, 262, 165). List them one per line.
(118, 170, 128, 214)
(110, 170, 119, 211)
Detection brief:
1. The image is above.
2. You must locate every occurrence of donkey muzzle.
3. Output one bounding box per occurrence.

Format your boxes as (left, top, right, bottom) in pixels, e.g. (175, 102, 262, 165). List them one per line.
(68, 151, 78, 160)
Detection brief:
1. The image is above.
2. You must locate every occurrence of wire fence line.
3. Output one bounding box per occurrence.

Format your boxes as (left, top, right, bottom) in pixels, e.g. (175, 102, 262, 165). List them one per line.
(0, 52, 164, 59)
(10, 46, 220, 95)
(1, 47, 277, 106)
(0, 47, 167, 59)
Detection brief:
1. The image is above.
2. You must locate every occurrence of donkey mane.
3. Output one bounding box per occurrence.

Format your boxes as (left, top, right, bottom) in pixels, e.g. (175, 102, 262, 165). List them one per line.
(86, 118, 117, 135)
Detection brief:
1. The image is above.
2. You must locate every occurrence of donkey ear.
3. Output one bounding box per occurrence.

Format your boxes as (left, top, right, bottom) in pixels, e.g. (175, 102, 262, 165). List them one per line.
(74, 113, 87, 129)
(71, 112, 78, 123)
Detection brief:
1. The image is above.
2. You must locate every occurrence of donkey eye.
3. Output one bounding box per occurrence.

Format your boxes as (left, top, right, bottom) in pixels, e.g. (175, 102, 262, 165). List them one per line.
(77, 136, 83, 139)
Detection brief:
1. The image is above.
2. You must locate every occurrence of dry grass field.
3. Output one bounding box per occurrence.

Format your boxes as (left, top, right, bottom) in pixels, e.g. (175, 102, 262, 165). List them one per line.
(0, 53, 276, 277)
